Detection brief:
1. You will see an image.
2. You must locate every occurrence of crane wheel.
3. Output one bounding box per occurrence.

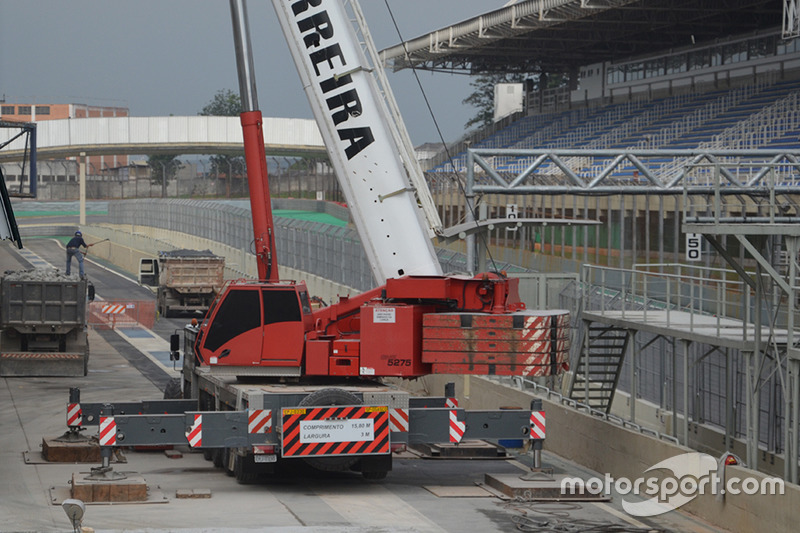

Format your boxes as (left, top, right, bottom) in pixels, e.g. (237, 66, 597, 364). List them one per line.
(233, 453, 258, 484)
(163, 378, 182, 399)
(298, 388, 361, 472)
(212, 448, 225, 469)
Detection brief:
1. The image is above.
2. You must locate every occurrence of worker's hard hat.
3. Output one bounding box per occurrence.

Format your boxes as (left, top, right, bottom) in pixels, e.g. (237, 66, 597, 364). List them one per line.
(75, 231, 82, 236)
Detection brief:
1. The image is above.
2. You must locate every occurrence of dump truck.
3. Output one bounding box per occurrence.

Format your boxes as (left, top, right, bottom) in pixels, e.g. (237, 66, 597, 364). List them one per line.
(0, 269, 92, 377)
(139, 250, 225, 318)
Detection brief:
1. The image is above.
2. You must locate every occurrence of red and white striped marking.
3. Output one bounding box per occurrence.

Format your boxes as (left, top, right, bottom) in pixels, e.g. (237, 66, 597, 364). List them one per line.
(248, 409, 272, 434)
(99, 417, 116, 446)
(530, 411, 546, 440)
(101, 304, 126, 314)
(389, 408, 409, 432)
(67, 403, 82, 427)
(445, 397, 458, 408)
(186, 414, 202, 447)
(449, 410, 465, 443)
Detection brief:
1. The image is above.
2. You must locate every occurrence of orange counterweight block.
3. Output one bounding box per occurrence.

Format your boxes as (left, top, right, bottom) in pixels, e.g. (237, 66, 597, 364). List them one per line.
(421, 310, 571, 377)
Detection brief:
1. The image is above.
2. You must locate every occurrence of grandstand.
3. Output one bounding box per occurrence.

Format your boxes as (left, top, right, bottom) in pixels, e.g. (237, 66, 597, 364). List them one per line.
(432, 75, 799, 175)
(380, 0, 800, 488)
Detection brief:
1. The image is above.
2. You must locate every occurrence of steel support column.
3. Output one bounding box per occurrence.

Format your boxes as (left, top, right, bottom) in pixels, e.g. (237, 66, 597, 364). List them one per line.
(79, 152, 86, 226)
(786, 235, 799, 483)
(466, 151, 476, 275)
(683, 339, 691, 446)
(629, 329, 637, 423)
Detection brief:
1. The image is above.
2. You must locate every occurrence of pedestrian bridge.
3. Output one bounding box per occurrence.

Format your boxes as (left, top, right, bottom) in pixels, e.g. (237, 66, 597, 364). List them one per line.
(0, 116, 326, 162)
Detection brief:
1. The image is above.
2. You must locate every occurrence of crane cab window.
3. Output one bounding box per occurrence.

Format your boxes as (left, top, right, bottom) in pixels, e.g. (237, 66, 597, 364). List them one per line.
(203, 289, 260, 352)
(262, 288, 302, 325)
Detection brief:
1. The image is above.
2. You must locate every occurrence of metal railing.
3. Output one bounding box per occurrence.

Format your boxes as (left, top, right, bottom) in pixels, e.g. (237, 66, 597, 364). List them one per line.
(581, 262, 763, 340)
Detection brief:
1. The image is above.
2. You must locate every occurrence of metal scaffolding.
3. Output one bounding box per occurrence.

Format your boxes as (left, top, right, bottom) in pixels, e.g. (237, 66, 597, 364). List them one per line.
(457, 148, 800, 482)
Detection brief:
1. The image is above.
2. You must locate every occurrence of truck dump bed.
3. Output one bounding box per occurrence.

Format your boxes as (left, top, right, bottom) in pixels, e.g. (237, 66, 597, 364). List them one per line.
(1, 270, 87, 334)
(0, 269, 89, 377)
(159, 250, 224, 293)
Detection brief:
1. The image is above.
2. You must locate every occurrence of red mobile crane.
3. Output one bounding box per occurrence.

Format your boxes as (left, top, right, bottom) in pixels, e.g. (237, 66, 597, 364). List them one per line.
(65, 0, 569, 482)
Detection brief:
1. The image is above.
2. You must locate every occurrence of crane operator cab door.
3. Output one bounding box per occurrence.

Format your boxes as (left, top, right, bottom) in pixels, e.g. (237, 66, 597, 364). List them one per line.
(195, 282, 311, 369)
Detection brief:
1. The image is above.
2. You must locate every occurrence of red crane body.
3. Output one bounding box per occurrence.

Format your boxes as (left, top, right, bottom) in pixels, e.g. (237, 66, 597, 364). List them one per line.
(195, 0, 570, 381)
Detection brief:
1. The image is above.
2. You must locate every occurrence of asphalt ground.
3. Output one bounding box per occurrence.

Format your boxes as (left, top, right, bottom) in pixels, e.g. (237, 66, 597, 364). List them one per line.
(0, 234, 728, 533)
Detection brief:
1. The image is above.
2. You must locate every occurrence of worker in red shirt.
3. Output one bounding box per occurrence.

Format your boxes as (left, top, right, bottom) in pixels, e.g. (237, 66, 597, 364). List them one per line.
(65, 230, 92, 279)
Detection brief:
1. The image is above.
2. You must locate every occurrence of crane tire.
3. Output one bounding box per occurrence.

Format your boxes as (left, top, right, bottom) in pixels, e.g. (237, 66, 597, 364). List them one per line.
(298, 388, 361, 472)
(163, 378, 182, 399)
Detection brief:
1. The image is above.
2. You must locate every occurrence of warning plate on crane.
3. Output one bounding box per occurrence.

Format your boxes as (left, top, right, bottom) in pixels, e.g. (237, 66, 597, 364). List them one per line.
(281, 405, 390, 458)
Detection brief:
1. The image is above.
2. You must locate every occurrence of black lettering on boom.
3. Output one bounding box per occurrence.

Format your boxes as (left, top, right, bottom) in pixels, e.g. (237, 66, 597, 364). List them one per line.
(291, 0, 322, 16)
(297, 11, 333, 49)
(339, 127, 374, 159)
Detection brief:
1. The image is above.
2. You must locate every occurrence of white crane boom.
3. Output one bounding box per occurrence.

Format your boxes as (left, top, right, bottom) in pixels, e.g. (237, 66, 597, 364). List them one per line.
(270, 0, 443, 284)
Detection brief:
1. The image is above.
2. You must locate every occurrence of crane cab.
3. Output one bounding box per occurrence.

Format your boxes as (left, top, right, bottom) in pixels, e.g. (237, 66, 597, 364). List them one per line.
(194, 280, 313, 374)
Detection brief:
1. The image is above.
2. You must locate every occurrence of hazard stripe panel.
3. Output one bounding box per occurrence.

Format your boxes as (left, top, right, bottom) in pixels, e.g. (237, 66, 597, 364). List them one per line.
(186, 414, 202, 448)
(449, 410, 465, 443)
(67, 403, 82, 427)
(282, 405, 390, 458)
(99, 417, 116, 446)
(389, 408, 409, 432)
(0, 352, 83, 360)
(248, 409, 272, 434)
(530, 411, 546, 440)
(101, 304, 126, 314)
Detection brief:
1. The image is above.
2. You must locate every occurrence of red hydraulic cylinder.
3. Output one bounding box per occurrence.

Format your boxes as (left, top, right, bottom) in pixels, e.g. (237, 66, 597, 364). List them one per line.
(241, 109, 279, 282)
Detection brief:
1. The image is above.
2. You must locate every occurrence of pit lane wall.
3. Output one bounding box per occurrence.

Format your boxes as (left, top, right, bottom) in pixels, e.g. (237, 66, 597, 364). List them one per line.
(394, 374, 799, 533)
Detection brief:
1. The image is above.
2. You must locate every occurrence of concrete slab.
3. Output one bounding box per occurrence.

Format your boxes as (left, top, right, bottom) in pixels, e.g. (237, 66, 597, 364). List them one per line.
(410, 440, 508, 459)
(176, 488, 212, 499)
(484, 473, 611, 502)
(423, 485, 494, 498)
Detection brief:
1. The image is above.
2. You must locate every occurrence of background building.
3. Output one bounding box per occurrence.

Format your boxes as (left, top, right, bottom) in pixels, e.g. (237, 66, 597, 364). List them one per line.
(0, 102, 129, 183)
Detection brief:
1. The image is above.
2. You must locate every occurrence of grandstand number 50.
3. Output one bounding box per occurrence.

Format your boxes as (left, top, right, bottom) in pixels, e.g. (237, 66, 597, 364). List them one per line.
(686, 233, 702, 262)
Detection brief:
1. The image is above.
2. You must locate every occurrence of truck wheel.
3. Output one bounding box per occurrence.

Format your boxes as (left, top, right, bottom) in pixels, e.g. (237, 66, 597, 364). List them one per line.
(223, 448, 234, 476)
(233, 453, 258, 484)
(203, 449, 214, 461)
(212, 448, 224, 468)
(298, 388, 361, 472)
(362, 470, 387, 481)
(163, 378, 182, 399)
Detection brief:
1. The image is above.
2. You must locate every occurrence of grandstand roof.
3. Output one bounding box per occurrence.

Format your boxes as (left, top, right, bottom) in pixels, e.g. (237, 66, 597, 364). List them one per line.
(380, 0, 783, 74)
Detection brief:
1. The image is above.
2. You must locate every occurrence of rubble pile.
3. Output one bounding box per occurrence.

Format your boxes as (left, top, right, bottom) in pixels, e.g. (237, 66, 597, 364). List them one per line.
(3, 268, 80, 282)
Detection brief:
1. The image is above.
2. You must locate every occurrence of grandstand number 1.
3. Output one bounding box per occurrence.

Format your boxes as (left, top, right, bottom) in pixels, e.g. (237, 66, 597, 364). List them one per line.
(686, 233, 702, 262)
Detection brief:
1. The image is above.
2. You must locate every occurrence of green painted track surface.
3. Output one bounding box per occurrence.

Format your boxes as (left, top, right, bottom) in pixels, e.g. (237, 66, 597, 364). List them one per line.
(273, 209, 347, 227)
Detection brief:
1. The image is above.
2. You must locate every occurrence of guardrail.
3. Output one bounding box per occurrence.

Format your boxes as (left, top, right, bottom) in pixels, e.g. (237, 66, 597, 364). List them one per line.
(514, 376, 680, 445)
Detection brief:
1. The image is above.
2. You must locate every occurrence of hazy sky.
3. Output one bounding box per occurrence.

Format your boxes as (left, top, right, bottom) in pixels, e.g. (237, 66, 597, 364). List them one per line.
(0, 0, 503, 144)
